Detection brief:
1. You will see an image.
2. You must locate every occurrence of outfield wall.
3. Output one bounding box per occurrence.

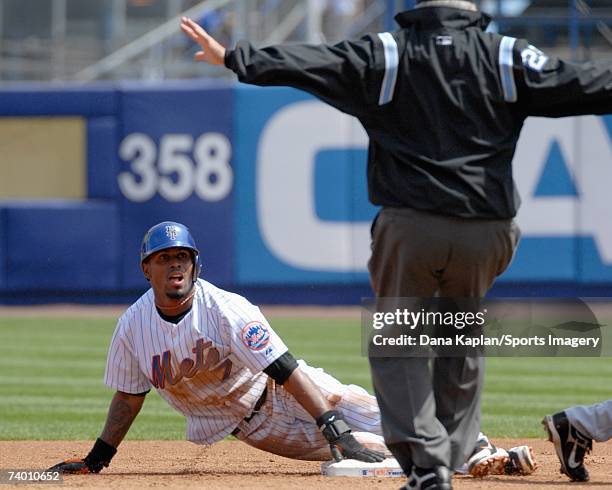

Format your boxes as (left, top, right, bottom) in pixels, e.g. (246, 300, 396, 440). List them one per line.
(0, 82, 611, 302)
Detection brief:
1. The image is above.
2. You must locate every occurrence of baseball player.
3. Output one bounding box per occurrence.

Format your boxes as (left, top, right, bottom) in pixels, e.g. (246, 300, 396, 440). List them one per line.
(543, 401, 612, 482)
(47, 221, 385, 474)
(47, 221, 535, 477)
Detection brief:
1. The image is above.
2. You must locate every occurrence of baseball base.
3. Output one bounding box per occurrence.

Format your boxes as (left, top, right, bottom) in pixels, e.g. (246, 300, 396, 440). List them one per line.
(321, 458, 405, 477)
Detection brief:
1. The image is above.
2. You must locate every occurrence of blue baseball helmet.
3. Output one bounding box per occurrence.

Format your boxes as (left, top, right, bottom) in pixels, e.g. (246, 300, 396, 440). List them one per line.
(140, 221, 201, 280)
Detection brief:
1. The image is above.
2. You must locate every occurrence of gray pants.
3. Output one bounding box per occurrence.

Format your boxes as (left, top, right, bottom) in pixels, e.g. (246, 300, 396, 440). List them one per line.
(566, 400, 612, 442)
(367, 207, 520, 471)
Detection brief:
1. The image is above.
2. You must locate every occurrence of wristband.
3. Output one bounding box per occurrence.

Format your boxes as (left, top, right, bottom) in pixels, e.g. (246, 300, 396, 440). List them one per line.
(223, 50, 234, 68)
(316, 410, 351, 443)
(84, 438, 117, 473)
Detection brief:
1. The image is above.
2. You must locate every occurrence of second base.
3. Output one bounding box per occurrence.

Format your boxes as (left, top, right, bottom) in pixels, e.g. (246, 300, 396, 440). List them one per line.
(321, 458, 405, 477)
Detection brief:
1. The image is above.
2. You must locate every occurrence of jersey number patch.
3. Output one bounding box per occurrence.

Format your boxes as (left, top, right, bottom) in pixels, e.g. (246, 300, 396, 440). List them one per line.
(521, 45, 549, 72)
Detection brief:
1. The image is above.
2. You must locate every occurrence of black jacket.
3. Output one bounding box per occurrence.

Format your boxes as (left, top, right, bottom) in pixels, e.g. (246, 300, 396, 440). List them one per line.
(225, 7, 612, 218)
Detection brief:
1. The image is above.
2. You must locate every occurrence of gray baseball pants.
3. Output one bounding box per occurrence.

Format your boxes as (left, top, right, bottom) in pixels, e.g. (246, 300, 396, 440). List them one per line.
(566, 400, 612, 442)
(367, 207, 520, 471)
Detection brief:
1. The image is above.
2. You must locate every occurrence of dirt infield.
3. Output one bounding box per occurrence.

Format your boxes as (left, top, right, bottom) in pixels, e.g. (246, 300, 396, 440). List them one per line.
(1, 439, 611, 489)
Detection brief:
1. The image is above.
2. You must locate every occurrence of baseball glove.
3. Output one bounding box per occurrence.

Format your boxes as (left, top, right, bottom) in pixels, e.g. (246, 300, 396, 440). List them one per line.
(47, 459, 92, 474)
(47, 438, 117, 474)
(316, 410, 385, 463)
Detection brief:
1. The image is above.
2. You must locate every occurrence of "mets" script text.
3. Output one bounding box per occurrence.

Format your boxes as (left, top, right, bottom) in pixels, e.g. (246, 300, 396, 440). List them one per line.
(151, 339, 233, 389)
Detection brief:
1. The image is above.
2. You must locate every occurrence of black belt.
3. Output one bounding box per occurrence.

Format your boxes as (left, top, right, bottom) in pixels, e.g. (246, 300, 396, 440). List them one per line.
(231, 387, 267, 436)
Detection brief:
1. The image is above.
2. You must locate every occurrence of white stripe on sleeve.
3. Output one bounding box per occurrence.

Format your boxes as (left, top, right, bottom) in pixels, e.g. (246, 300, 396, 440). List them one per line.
(377, 32, 399, 106)
(499, 36, 518, 103)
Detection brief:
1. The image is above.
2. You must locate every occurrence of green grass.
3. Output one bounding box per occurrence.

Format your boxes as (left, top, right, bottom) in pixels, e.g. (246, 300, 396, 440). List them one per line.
(1, 316, 611, 440)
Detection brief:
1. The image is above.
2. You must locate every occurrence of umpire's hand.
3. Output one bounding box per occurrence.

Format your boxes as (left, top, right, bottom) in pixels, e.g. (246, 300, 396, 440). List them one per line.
(180, 17, 226, 65)
(317, 410, 386, 463)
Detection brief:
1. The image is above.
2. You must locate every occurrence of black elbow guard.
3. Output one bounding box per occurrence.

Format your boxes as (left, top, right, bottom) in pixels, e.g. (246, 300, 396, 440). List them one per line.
(263, 352, 299, 385)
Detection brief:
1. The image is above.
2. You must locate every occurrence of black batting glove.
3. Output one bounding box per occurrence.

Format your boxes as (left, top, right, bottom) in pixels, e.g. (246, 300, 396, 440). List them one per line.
(316, 410, 385, 463)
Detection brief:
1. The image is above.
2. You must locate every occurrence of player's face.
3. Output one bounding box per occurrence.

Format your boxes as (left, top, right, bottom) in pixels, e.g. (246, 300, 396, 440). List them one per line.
(143, 247, 195, 300)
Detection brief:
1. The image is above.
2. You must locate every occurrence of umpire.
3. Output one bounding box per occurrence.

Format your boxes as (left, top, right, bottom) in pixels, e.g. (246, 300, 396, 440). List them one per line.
(181, 1, 612, 487)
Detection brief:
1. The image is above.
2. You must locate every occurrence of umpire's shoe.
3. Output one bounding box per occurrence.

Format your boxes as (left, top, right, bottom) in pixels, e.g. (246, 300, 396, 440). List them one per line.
(401, 466, 452, 490)
(543, 411, 592, 482)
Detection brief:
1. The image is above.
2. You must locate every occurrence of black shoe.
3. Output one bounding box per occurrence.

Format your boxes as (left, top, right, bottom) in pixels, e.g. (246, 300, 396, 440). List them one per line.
(543, 411, 592, 482)
(401, 466, 452, 489)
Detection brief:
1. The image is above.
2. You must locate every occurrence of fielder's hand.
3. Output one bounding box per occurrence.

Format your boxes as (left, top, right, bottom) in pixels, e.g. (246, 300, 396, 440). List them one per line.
(47, 438, 117, 474)
(180, 16, 226, 65)
(317, 410, 385, 463)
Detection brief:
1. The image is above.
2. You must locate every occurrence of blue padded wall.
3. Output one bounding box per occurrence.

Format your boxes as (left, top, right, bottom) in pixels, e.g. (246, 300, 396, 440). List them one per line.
(0, 85, 118, 116)
(0, 208, 5, 289)
(3, 202, 120, 291)
(87, 117, 119, 200)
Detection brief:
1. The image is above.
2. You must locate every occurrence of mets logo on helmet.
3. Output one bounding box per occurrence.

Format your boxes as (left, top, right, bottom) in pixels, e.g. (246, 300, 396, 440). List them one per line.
(165, 225, 178, 240)
(241, 321, 270, 351)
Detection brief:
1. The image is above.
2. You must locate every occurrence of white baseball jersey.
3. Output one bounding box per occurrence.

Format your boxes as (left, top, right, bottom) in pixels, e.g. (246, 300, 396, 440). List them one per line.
(104, 278, 289, 444)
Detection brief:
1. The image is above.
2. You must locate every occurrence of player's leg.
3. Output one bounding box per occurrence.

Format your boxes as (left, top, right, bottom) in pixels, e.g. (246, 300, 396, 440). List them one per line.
(542, 400, 612, 482)
(295, 360, 390, 455)
(296, 360, 381, 435)
(236, 380, 384, 460)
(233, 380, 332, 460)
(565, 400, 612, 442)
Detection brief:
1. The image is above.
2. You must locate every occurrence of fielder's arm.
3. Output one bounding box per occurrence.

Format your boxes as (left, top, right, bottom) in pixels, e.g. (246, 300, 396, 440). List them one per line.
(47, 390, 146, 474)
